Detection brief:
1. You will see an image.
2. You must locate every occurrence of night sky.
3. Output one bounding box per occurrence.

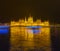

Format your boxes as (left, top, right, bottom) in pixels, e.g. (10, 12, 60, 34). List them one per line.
(0, 0, 60, 23)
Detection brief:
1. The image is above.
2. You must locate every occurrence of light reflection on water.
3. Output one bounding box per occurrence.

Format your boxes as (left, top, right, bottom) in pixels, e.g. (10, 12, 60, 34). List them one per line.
(10, 26, 51, 51)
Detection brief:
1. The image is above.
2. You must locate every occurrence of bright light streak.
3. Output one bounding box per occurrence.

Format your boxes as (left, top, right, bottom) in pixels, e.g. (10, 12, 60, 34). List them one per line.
(0, 26, 9, 34)
(26, 26, 42, 28)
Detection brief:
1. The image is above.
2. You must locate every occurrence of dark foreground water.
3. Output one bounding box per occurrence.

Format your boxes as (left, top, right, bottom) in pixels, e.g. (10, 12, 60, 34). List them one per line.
(0, 26, 10, 51)
(0, 26, 60, 51)
(51, 27, 60, 51)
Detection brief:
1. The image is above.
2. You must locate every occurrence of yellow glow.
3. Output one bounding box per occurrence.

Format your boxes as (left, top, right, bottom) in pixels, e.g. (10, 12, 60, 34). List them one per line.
(10, 16, 50, 41)
(10, 16, 51, 51)
(10, 16, 49, 26)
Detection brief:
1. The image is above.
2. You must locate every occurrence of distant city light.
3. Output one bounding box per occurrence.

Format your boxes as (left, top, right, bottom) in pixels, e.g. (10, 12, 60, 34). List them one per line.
(27, 26, 41, 34)
(26, 26, 42, 34)
(0, 26, 9, 34)
(0, 26, 9, 29)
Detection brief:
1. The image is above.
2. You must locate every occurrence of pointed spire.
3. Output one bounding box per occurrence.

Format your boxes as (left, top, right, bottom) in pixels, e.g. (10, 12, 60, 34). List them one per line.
(25, 16, 27, 23)
(25, 16, 26, 20)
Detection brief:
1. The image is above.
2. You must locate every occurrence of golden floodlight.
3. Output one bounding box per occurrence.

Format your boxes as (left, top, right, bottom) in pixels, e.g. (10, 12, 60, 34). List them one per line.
(10, 15, 51, 51)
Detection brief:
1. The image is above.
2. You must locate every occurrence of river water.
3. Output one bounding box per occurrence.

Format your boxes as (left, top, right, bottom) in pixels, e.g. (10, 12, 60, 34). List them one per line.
(10, 26, 51, 51)
(0, 26, 60, 51)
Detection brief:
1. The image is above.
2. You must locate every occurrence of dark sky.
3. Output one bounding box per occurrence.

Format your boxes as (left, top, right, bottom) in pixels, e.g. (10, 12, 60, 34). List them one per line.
(0, 0, 60, 23)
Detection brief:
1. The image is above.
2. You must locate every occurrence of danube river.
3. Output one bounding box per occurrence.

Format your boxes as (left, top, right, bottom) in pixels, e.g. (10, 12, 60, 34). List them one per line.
(0, 26, 60, 51)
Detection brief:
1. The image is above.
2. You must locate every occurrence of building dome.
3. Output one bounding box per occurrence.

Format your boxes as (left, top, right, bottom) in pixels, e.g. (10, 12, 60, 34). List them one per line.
(28, 15, 33, 23)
